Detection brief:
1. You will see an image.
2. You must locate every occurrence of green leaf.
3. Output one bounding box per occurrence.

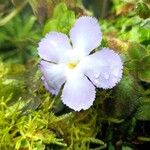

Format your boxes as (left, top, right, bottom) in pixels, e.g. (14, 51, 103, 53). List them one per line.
(107, 118, 124, 123)
(137, 136, 150, 142)
(136, 2, 150, 19)
(139, 28, 150, 43)
(86, 137, 104, 145)
(143, 0, 150, 4)
(108, 142, 115, 150)
(22, 16, 37, 34)
(140, 18, 150, 28)
(120, 20, 150, 43)
(138, 55, 150, 82)
(43, 19, 58, 33)
(135, 98, 150, 120)
(53, 3, 68, 18)
(114, 75, 140, 118)
(128, 27, 140, 42)
(43, 3, 75, 35)
(139, 70, 150, 82)
(122, 146, 134, 150)
(141, 55, 150, 66)
(128, 42, 147, 60)
(0, 0, 27, 26)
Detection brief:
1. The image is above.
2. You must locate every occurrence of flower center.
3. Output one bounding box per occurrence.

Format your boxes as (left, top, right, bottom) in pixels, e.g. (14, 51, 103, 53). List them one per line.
(67, 62, 78, 69)
(65, 50, 81, 70)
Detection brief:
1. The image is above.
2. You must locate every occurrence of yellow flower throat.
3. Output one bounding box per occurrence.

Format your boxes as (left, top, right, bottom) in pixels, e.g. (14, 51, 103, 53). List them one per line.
(67, 62, 77, 69)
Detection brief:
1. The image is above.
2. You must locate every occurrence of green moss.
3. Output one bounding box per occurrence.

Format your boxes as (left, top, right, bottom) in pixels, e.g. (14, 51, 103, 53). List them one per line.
(0, 0, 150, 149)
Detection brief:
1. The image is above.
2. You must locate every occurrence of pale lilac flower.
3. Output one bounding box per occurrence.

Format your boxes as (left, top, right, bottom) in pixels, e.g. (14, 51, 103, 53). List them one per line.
(38, 16, 123, 111)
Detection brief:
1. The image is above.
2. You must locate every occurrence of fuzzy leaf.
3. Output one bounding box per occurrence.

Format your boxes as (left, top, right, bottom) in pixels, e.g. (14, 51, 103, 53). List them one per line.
(136, 2, 150, 19)
(135, 98, 150, 120)
(127, 42, 147, 60)
(114, 75, 140, 118)
(138, 55, 150, 82)
(43, 3, 75, 35)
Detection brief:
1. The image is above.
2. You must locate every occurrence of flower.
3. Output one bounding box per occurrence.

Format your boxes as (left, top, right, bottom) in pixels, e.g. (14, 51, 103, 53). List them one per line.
(38, 16, 123, 111)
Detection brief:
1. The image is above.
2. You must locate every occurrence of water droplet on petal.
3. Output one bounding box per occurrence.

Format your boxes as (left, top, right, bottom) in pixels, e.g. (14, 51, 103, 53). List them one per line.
(94, 72, 99, 78)
(94, 79, 100, 84)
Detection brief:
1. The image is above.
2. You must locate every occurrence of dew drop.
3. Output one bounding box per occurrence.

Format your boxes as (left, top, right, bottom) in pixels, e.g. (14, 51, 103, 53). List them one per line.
(94, 72, 99, 78)
(94, 79, 100, 84)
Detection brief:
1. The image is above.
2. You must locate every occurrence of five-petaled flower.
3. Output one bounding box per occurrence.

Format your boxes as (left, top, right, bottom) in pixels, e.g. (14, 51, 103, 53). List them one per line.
(38, 16, 123, 111)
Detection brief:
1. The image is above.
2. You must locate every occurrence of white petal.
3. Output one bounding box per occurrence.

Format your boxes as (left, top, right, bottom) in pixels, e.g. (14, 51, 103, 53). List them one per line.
(40, 60, 66, 95)
(61, 72, 96, 111)
(69, 16, 102, 56)
(38, 32, 72, 63)
(80, 48, 123, 89)
(41, 76, 58, 95)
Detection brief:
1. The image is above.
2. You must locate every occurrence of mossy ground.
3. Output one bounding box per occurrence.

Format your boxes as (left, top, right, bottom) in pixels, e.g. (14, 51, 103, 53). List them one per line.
(0, 0, 150, 149)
